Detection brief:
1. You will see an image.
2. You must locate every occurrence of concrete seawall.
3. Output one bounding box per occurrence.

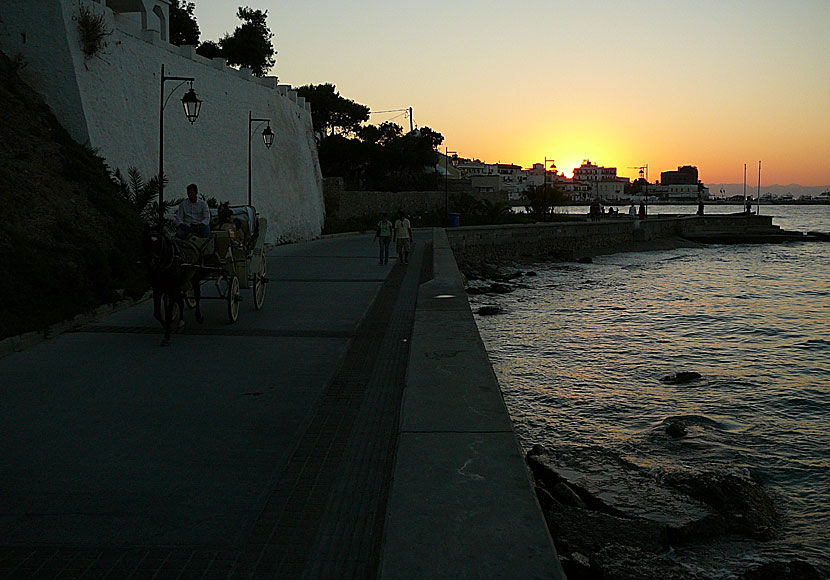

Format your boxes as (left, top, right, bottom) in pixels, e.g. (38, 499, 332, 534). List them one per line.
(445, 214, 782, 263)
(380, 228, 566, 579)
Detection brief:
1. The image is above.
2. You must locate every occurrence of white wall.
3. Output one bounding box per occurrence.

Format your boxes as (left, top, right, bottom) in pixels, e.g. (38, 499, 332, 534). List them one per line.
(0, 0, 324, 243)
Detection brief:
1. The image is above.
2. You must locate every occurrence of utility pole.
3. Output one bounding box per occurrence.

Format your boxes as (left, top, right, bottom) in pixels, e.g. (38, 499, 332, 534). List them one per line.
(755, 159, 761, 215)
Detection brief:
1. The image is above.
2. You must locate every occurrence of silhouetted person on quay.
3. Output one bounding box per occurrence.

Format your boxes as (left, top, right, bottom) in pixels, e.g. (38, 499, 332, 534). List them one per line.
(393, 211, 411, 264)
(639, 202, 646, 220)
(745, 200, 753, 214)
(374, 213, 392, 264)
(697, 201, 705, 216)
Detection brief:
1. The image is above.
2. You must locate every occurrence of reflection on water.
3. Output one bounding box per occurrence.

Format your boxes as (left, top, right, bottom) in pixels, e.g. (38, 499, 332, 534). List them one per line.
(471, 205, 830, 577)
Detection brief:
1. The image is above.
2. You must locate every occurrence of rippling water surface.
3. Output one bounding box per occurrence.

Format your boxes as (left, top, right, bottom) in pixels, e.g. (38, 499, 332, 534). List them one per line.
(470, 205, 830, 577)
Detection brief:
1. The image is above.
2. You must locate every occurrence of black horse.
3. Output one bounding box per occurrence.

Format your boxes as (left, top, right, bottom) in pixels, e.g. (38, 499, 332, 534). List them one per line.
(143, 227, 204, 345)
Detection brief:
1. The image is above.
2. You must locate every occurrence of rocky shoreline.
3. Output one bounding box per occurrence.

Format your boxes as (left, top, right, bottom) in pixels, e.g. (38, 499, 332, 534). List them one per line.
(461, 259, 825, 579)
(524, 444, 821, 580)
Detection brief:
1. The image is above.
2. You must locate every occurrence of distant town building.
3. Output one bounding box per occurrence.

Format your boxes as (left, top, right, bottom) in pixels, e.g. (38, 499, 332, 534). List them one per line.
(573, 160, 619, 182)
(572, 160, 629, 201)
(471, 175, 501, 194)
(661, 165, 699, 185)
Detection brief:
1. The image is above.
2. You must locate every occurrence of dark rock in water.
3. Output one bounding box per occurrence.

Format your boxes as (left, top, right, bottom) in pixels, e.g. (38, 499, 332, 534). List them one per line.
(476, 305, 502, 316)
(577, 256, 593, 264)
(493, 267, 522, 281)
(464, 285, 488, 295)
(666, 420, 688, 438)
(557, 551, 592, 580)
(550, 481, 587, 508)
(527, 444, 548, 458)
(488, 282, 514, 294)
(739, 560, 822, 580)
(534, 485, 561, 513)
(592, 544, 705, 580)
(527, 447, 724, 543)
(661, 371, 702, 384)
(663, 470, 778, 539)
(544, 505, 668, 562)
(524, 271, 538, 277)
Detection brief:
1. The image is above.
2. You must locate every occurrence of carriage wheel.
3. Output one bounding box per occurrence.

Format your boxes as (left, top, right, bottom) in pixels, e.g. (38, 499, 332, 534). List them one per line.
(227, 274, 241, 323)
(162, 293, 182, 326)
(184, 286, 197, 309)
(253, 255, 267, 310)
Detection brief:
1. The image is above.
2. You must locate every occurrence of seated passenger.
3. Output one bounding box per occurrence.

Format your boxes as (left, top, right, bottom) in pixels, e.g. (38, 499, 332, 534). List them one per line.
(175, 183, 211, 239)
(215, 202, 235, 234)
(232, 218, 246, 248)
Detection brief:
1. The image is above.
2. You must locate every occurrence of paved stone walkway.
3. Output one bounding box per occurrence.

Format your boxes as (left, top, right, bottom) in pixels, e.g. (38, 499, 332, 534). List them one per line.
(0, 234, 428, 580)
(1, 231, 563, 580)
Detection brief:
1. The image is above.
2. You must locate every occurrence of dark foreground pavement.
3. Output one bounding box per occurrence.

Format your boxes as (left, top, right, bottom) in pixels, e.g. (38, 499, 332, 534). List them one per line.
(0, 230, 563, 580)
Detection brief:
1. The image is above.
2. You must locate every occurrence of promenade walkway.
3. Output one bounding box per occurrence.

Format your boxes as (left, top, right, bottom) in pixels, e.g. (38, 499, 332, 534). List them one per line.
(0, 231, 563, 579)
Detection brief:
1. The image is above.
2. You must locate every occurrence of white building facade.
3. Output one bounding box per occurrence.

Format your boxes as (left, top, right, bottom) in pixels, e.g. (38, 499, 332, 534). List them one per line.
(0, 0, 325, 243)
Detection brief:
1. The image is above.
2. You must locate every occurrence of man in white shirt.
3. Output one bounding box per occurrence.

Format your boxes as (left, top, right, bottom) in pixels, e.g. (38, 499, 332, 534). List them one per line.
(175, 183, 211, 239)
(393, 211, 412, 264)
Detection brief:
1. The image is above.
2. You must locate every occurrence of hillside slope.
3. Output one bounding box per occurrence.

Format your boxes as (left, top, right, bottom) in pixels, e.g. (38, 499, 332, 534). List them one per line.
(0, 51, 147, 339)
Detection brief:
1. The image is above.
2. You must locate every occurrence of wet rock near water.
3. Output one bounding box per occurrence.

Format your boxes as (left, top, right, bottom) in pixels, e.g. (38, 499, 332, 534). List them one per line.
(666, 420, 688, 438)
(541, 501, 668, 561)
(476, 305, 503, 316)
(465, 282, 516, 295)
(660, 371, 703, 385)
(663, 470, 778, 539)
(526, 444, 786, 578)
(739, 560, 822, 580)
(590, 544, 706, 580)
(461, 262, 523, 282)
(527, 445, 724, 543)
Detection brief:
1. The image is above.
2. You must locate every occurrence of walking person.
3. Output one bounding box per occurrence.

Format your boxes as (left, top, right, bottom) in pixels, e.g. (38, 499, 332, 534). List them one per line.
(393, 211, 412, 264)
(638, 202, 646, 220)
(374, 213, 393, 264)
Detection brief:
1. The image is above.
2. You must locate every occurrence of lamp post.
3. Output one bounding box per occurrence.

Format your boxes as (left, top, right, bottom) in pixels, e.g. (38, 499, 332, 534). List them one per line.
(543, 157, 556, 220)
(444, 147, 458, 226)
(248, 111, 274, 206)
(158, 63, 202, 227)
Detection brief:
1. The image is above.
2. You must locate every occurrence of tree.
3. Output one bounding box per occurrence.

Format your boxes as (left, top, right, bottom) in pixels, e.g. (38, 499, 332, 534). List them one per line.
(196, 39, 223, 60)
(220, 6, 276, 76)
(524, 184, 568, 221)
(169, 0, 200, 46)
(296, 83, 370, 140)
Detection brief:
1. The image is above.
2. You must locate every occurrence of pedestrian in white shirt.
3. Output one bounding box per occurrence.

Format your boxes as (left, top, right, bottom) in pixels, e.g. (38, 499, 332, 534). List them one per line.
(393, 211, 412, 264)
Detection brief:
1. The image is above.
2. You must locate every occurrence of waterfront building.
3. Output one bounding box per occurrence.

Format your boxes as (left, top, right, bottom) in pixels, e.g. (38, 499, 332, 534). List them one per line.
(572, 160, 629, 201)
(573, 160, 619, 182)
(661, 165, 699, 185)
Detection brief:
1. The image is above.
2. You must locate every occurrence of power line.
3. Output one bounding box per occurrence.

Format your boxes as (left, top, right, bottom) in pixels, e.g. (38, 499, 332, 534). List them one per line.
(368, 106, 414, 132)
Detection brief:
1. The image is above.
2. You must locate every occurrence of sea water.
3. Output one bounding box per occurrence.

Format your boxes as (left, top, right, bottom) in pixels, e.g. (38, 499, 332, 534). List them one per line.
(469, 205, 830, 577)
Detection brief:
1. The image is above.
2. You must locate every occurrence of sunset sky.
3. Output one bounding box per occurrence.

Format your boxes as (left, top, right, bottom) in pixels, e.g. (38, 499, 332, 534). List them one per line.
(193, 1, 830, 186)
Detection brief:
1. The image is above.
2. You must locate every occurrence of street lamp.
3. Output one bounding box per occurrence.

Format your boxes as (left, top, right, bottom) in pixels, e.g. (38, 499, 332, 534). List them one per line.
(543, 157, 556, 220)
(248, 111, 274, 206)
(444, 147, 458, 226)
(158, 63, 202, 227)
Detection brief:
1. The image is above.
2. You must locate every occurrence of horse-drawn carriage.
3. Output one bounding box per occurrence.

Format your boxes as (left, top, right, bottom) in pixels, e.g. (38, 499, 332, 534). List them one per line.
(144, 205, 268, 344)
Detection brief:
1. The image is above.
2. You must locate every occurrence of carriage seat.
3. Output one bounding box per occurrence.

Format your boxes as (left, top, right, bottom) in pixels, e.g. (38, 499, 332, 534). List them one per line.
(192, 230, 232, 267)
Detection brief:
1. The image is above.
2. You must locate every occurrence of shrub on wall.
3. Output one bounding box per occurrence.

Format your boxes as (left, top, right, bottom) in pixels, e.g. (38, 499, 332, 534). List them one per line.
(77, 5, 111, 60)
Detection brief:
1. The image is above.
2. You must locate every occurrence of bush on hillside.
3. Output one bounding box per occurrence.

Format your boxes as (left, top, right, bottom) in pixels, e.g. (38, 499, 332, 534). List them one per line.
(0, 51, 148, 340)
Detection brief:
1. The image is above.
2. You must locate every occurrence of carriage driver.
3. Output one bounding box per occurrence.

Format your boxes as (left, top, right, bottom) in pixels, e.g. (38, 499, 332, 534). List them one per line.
(175, 183, 211, 239)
